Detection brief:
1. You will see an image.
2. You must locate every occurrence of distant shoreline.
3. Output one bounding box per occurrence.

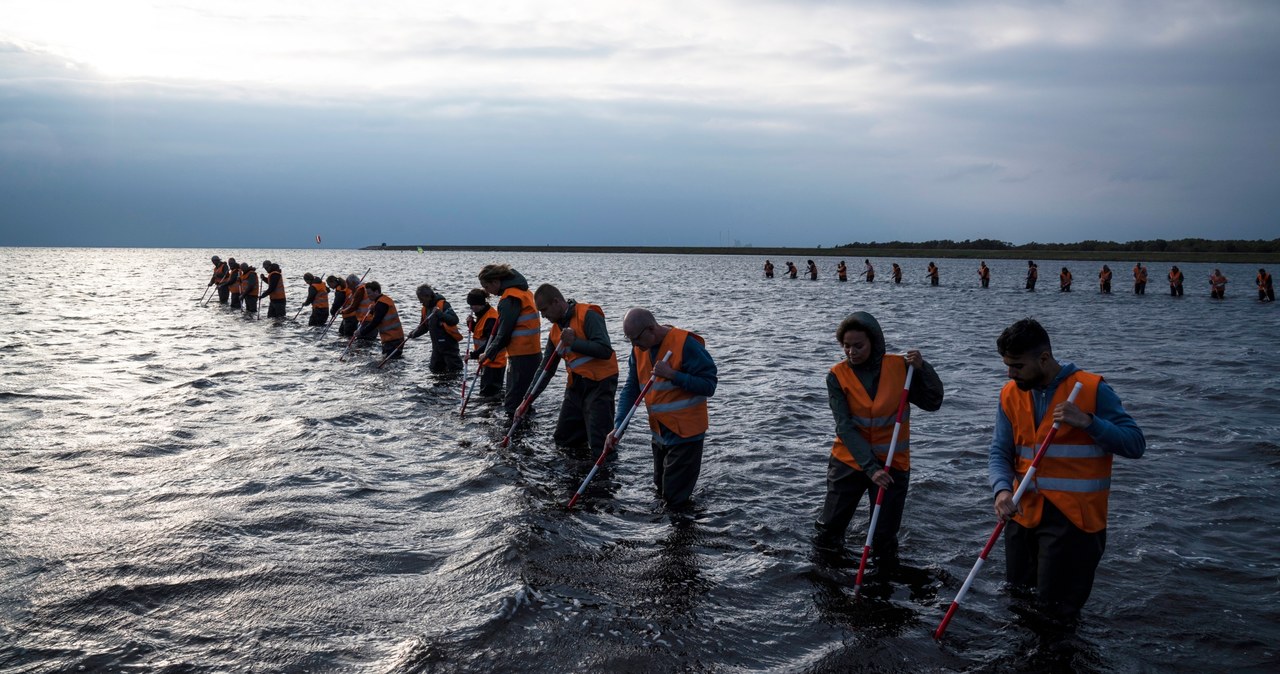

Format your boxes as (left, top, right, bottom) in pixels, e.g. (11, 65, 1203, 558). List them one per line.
(360, 244, 1280, 264)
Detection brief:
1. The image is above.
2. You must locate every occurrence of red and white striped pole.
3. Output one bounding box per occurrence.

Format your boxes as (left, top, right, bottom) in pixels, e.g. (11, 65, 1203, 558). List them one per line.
(853, 364, 914, 595)
(567, 351, 672, 509)
(933, 381, 1084, 639)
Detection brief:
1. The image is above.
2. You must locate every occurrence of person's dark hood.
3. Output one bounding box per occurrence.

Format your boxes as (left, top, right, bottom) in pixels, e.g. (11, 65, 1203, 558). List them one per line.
(500, 269, 529, 292)
(846, 311, 886, 371)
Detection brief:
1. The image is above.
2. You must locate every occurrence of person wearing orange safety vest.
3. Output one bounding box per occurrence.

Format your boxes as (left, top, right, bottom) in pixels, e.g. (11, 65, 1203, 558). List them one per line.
(1059, 267, 1073, 292)
(1098, 265, 1112, 294)
(863, 259, 876, 283)
(302, 273, 330, 326)
(763, 260, 775, 279)
(891, 263, 902, 284)
(1168, 266, 1184, 297)
(261, 262, 287, 318)
(356, 281, 404, 358)
(1257, 268, 1274, 302)
(927, 261, 940, 286)
(408, 283, 464, 373)
(240, 262, 260, 314)
(1133, 262, 1148, 295)
(521, 284, 619, 456)
(978, 261, 990, 288)
(209, 256, 231, 304)
(814, 311, 944, 571)
(478, 265, 542, 416)
(837, 261, 848, 282)
(466, 288, 506, 397)
(219, 257, 241, 308)
(1210, 269, 1228, 300)
(990, 318, 1145, 625)
(807, 260, 818, 280)
(605, 308, 718, 509)
(339, 274, 368, 338)
(327, 276, 347, 322)
(786, 262, 798, 279)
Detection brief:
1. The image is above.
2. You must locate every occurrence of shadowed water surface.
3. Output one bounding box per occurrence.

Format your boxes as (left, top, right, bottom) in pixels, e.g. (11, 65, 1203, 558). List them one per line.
(1, 248, 1278, 672)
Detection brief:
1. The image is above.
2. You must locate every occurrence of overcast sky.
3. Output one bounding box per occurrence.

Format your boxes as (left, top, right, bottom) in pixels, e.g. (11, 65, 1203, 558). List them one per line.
(2, 0, 1277, 248)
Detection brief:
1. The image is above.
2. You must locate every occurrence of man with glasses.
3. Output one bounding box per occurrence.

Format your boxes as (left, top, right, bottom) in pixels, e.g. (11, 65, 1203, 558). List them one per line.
(605, 308, 718, 510)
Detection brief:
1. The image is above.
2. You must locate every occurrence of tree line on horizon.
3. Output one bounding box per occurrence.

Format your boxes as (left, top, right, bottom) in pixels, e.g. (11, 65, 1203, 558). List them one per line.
(834, 237, 1280, 253)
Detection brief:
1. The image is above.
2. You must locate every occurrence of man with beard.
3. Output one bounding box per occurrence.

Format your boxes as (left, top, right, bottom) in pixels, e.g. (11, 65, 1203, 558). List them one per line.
(989, 318, 1145, 626)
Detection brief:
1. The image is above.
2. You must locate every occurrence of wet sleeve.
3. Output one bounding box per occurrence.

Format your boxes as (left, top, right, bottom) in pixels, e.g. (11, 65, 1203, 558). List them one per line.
(440, 302, 460, 328)
(304, 285, 316, 307)
(330, 291, 344, 316)
(570, 310, 613, 360)
(828, 371, 882, 474)
(409, 307, 429, 340)
(614, 354, 640, 429)
(907, 359, 945, 412)
(1086, 382, 1146, 459)
(671, 337, 717, 397)
(988, 406, 1017, 496)
(264, 275, 279, 297)
(527, 342, 562, 402)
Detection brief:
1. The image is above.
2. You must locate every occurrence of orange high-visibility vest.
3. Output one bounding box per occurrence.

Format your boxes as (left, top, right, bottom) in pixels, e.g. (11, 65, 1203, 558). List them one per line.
(1001, 370, 1110, 532)
(310, 281, 329, 309)
(1169, 270, 1183, 285)
(501, 287, 541, 356)
(243, 271, 259, 298)
(213, 262, 229, 283)
(1258, 272, 1272, 289)
(228, 268, 243, 294)
(1060, 270, 1072, 286)
(370, 295, 404, 343)
(636, 327, 708, 439)
(549, 302, 618, 385)
(472, 312, 506, 369)
(423, 299, 462, 342)
(268, 270, 285, 300)
(829, 354, 911, 472)
(343, 284, 368, 319)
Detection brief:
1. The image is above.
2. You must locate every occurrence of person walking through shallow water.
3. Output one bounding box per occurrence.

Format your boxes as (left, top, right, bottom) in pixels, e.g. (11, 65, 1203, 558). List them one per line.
(978, 261, 990, 288)
(1256, 268, 1274, 302)
(891, 263, 902, 284)
(605, 308, 717, 510)
(1168, 266, 1184, 297)
(301, 273, 330, 326)
(989, 318, 1145, 627)
(927, 262, 940, 286)
(862, 259, 875, 283)
(807, 260, 819, 280)
(1026, 261, 1038, 291)
(815, 311, 943, 574)
(1059, 267, 1072, 292)
(467, 288, 506, 397)
(763, 260, 774, 279)
(1210, 269, 1228, 300)
(837, 261, 848, 282)
(478, 264, 542, 417)
(1098, 265, 1112, 294)
(1133, 263, 1148, 295)
(409, 284, 464, 373)
(357, 281, 405, 360)
(786, 262, 798, 279)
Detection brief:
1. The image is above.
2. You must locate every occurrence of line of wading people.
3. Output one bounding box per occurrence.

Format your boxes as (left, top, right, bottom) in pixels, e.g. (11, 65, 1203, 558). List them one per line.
(205, 254, 1155, 630)
(763, 257, 1276, 301)
(206, 258, 720, 511)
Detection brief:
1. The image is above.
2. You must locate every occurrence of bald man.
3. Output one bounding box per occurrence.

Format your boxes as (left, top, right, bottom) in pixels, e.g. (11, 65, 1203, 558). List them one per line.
(605, 308, 717, 509)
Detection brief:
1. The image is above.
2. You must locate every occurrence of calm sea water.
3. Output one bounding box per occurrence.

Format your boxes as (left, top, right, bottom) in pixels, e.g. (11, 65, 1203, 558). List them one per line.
(1, 247, 1277, 673)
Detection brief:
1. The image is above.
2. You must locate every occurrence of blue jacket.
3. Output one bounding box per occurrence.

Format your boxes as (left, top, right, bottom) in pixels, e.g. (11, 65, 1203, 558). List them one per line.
(988, 361, 1145, 496)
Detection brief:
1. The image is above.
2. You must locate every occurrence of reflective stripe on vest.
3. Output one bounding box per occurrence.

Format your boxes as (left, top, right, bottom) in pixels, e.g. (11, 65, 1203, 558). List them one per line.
(501, 287, 541, 356)
(829, 354, 911, 472)
(343, 284, 367, 318)
(1001, 370, 1111, 533)
(636, 327, 708, 439)
(548, 302, 618, 384)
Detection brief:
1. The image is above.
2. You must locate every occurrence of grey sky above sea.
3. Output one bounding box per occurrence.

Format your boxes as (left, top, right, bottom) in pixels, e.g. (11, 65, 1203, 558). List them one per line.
(2, 1, 1277, 249)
